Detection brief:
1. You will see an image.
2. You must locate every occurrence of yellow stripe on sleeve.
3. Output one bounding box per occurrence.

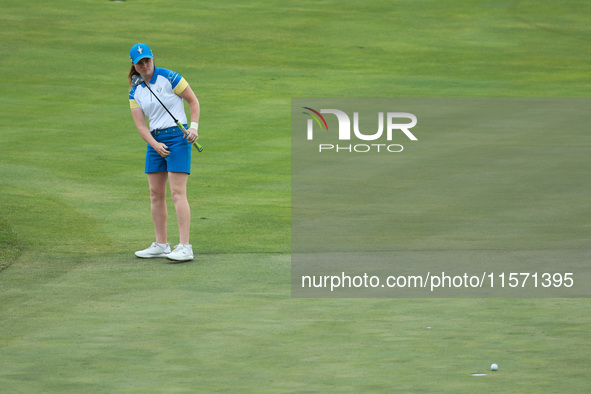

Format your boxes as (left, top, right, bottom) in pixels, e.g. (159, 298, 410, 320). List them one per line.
(173, 77, 189, 95)
(130, 99, 140, 109)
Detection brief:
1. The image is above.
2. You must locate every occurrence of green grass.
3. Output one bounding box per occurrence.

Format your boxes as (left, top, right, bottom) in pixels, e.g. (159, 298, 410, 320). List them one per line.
(1, 0, 590, 392)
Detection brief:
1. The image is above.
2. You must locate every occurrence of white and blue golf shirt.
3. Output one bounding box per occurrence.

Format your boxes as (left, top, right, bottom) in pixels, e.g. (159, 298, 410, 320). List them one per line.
(129, 67, 189, 131)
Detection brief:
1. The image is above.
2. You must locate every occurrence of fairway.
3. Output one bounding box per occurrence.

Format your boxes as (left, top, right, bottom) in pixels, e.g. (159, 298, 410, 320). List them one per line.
(1, 0, 590, 392)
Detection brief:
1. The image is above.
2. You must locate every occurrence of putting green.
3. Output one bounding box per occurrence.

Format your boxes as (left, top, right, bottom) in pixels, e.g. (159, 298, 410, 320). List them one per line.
(1, 0, 589, 392)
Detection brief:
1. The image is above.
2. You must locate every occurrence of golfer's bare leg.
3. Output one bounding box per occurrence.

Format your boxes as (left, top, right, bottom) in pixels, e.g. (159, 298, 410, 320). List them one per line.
(147, 171, 168, 244)
(168, 172, 191, 245)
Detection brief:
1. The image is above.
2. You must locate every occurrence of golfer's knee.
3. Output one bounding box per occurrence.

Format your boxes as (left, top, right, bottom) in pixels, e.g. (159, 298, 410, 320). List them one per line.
(149, 188, 166, 203)
(170, 188, 187, 205)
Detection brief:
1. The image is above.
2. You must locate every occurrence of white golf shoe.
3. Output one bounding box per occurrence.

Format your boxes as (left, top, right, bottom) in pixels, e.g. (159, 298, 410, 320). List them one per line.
(135, 242, 171, 258)
(167, 244, 194, 262)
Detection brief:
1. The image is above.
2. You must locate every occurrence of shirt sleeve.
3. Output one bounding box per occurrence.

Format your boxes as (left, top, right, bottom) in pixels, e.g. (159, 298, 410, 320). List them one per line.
(129, 86, 140, 109)
(173, 77, 189, 95)
(162, 68, 188, 95)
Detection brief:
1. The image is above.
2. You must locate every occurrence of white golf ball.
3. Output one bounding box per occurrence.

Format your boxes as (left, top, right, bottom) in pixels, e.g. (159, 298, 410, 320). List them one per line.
(491, 363, 498, 371)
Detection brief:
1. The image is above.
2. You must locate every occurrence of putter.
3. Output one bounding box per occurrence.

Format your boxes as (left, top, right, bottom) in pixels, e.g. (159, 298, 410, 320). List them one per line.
(131, 74, 203, 152)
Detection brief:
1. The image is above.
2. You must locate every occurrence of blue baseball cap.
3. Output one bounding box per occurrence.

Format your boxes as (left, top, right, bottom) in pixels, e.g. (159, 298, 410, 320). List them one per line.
(130, 43, 154, 64)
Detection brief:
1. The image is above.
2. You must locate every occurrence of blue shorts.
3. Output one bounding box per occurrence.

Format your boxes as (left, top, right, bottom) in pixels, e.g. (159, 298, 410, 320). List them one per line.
(145, 125, 192, 174)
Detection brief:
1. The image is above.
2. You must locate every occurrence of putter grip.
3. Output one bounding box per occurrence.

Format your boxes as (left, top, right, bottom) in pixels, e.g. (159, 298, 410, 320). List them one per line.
(178, 123, 203, 152)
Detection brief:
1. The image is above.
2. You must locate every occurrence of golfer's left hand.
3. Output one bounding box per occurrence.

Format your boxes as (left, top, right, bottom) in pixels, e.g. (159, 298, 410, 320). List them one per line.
(186, 128, 199, 143)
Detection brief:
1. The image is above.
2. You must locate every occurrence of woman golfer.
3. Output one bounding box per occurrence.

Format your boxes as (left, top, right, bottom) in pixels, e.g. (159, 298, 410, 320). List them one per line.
(128, 43, 199, 261)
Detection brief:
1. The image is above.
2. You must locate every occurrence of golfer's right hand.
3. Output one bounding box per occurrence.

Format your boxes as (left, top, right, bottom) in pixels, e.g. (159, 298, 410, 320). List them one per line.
(154, 143, 170, 157)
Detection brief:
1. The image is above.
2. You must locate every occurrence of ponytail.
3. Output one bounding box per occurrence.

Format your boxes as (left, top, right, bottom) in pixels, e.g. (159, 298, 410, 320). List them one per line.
(128, 65, 140, 88)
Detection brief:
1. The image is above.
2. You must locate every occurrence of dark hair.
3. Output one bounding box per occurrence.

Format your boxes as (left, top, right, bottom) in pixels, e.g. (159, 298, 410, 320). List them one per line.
(128, 65, 140, 88)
